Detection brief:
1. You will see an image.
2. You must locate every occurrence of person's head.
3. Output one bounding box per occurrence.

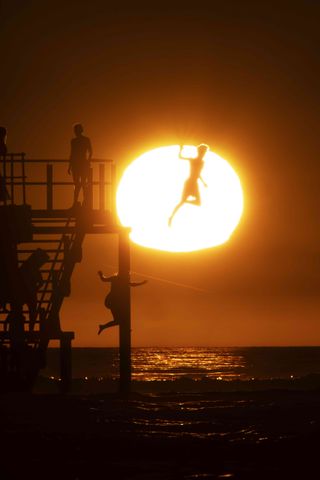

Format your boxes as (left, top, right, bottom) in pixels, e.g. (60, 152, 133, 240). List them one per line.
(0, 126, 7, 143)
(73, 123, 83, 137)
(197, 143, 209, 158)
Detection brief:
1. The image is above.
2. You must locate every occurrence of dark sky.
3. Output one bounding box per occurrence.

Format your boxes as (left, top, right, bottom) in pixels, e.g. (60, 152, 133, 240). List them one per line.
(1, 0, 320, 346)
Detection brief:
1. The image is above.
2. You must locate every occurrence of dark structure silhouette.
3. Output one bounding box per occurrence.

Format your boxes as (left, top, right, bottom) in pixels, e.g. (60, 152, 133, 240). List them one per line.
(98, 270, 146, 334)
(0, 126, 10, 203)
(0, 145, 125, 392)
(168, 144, 209, 226)
(19, 249, 50, 331)
(1, 248, 49, 331)
(68, 123, 92, 207)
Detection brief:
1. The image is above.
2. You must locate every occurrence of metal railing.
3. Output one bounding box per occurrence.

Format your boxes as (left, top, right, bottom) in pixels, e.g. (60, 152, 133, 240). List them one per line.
(0, 154, 116, 214)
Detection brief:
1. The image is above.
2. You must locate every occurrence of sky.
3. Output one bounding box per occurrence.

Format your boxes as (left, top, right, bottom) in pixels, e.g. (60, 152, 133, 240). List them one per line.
(1, 0, 320, 346)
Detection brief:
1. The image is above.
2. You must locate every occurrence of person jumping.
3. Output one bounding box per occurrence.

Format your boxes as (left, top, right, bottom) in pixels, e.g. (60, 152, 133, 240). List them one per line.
(168, 144, 208, 226)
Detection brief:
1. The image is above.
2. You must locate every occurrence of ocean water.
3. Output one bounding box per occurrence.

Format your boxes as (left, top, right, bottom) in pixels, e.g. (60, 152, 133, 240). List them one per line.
(43, 347, 320, 381)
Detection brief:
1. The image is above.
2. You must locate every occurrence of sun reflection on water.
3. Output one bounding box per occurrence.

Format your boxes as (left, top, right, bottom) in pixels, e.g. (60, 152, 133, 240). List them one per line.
(131, 347, 246, 382)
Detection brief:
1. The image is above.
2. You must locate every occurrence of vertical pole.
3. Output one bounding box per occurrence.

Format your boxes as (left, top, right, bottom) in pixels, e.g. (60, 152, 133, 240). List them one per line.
(111, 163, 117, 223)
(118, 228, 131, 395)
(10, 154, 14, 203)
(21, 153, 26, 204)
(60, 335, 72, 393)
(99, 163, 105, 211)
(3, 152, 7, 206)
(47, 164, 53, 210)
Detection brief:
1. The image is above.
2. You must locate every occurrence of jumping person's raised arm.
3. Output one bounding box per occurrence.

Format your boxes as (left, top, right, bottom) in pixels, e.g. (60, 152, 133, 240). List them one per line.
(178, 145, 193, 161)
(129, 280, 147, 287)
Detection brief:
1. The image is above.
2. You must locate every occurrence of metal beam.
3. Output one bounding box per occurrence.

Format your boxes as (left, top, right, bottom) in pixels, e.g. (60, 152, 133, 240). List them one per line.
(118, 229, 131, 395)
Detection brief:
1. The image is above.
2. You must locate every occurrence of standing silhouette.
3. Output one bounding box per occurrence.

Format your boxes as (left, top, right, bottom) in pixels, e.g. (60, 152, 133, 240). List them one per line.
(97, 270, 147, 335)
(0, 126, 9, 202)
(68, 123, 92, 206)
(168, 144, 209, 226)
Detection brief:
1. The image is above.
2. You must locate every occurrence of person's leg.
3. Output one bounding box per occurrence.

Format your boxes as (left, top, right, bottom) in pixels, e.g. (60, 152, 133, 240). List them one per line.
(72, 171, 81, 205)
(169, 183, 189, 226)
(168, 201, 185, 226)
(98, 320, 118, 335)
(82, 165, 92, 206)
(81, 172, 90, 206)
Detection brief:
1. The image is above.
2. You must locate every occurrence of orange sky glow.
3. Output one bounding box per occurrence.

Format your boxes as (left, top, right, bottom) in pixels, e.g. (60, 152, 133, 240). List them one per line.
(1, 1, 320, 346)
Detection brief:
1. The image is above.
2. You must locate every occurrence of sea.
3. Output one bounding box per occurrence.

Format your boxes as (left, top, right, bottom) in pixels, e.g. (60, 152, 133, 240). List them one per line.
(43, 346, 320, 383)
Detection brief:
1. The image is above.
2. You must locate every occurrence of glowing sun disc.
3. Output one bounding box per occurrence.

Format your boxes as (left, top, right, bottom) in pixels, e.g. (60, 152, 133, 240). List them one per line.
(116, 145, 243, 252)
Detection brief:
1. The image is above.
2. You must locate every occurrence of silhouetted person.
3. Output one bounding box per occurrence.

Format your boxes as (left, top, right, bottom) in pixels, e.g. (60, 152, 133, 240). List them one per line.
(97, 270, 147, 335)
(68, 123, 92, 206)
(0, 126, 9, 202)
(168, 144, 209, 226)
(4, 309, 25, 338)
(19, 249, 49, 331)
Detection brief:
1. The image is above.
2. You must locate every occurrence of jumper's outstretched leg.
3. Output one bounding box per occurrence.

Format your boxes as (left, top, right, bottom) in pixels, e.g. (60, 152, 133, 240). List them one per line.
(168, 196, 201, 226)
(168, 201, 184, 226)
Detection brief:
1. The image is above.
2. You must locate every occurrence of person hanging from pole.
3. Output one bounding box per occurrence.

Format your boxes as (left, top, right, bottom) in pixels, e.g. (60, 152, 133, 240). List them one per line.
(68, 123, 92, 207)
(97, 270, 147, 335)
(168, 143, 209, 226)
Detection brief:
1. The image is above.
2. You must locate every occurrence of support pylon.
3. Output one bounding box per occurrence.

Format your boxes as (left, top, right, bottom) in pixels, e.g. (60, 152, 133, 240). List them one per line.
(118, 228, 131, 394)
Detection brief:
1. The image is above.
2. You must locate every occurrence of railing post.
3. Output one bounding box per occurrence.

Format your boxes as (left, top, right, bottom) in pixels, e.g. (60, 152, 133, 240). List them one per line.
(46, 164, 53, 210)
(10, 154, 14, 203)
(21, 153, 26, 204)
(85, 167, 93, 209)
(60, 335, 72, 393)
(1, 153, 7, 206)
(111, 163, 117, 222)
(99, 163, 105, 211)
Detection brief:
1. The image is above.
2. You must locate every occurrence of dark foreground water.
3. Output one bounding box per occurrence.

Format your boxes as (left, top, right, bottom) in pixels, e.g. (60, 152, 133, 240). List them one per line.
(43, 346, 320, 381)
(6, 348, 320, 478)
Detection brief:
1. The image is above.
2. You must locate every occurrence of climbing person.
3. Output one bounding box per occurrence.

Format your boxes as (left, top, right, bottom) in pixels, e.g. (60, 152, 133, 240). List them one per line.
(168, 143, 209, 226)
(97, 270, 147, 335)
(68, 123, 92, 207)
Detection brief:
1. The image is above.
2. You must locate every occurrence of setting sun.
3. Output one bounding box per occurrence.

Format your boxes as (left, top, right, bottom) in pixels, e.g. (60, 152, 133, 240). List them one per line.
(117, 145, 243, 252)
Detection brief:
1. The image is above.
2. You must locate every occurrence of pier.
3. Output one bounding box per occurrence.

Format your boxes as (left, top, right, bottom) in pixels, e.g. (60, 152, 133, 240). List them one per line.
(0, 153, 131, 393)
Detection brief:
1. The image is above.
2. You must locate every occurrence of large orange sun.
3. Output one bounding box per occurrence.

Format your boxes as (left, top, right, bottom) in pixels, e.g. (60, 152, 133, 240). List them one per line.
(116, 145, 244, 252)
